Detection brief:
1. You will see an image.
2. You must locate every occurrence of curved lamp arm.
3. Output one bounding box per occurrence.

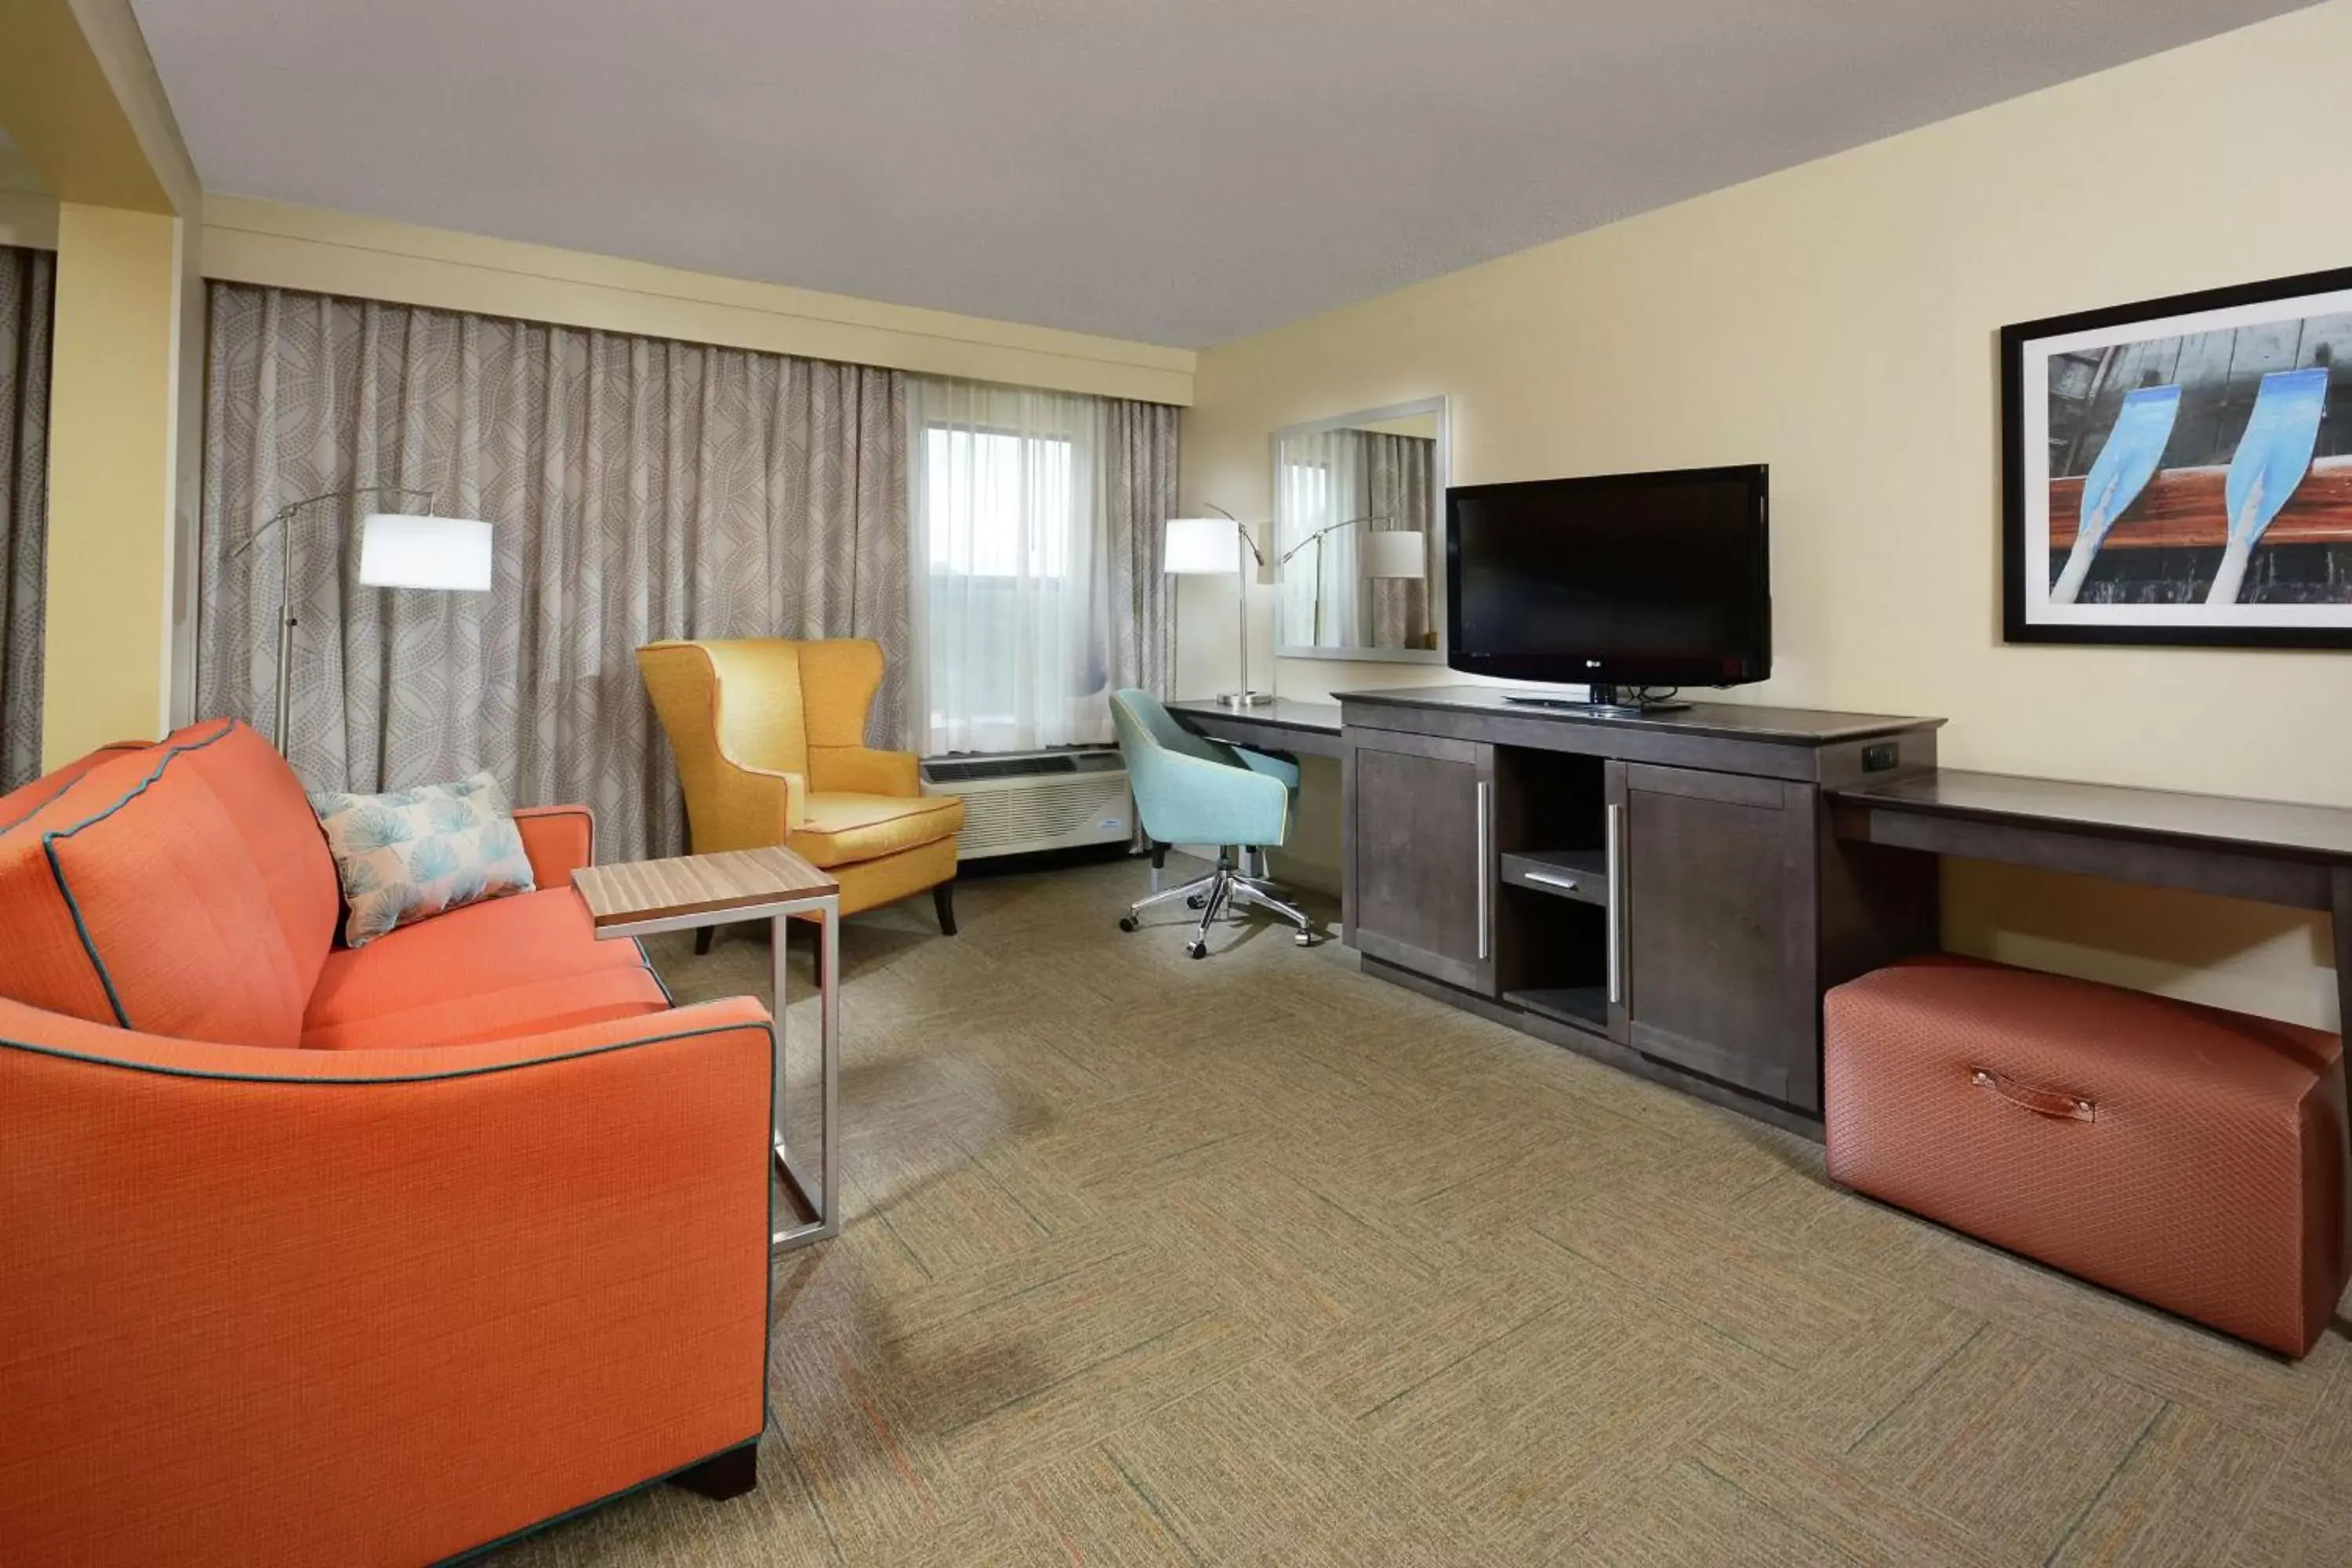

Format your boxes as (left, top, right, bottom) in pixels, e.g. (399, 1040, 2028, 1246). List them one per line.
(1274, 513, 1396, 568)
(227, 484, 439, 757)
(225, 484, 438, 561)
(1200, 502, 1268, 566)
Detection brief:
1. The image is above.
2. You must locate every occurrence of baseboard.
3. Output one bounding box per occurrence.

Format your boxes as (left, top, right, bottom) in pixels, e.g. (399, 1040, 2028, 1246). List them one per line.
(1360, 956, 1825, 1142)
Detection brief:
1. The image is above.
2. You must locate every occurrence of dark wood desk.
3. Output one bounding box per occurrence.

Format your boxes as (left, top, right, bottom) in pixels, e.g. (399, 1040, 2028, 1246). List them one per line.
(1832, 768, 2352, 1031)
(1168, 698, 1344, 760)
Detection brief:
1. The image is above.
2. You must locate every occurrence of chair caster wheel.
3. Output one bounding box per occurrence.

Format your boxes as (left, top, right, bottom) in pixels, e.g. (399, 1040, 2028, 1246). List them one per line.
(1118, 915, 1139, 933)
(1186, 894, 1207, 909)
(1185, 941, 1207, 960)
(1294, 931, 1317, 947)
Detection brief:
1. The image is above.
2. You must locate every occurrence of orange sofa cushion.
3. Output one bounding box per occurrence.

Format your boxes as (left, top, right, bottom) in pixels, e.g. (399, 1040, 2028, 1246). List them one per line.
(0, 720, 340, 1047)
(302, 887, 669, 1050)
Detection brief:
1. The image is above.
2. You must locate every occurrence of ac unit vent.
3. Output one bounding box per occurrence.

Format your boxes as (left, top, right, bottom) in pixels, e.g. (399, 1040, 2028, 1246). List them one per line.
(921, 746, 1134, 860)
(924, 750, 1123, 783)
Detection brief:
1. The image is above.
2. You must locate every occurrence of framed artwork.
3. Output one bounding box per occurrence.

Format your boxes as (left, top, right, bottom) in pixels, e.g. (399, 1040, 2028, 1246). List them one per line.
(2002, 265, 2352, 648)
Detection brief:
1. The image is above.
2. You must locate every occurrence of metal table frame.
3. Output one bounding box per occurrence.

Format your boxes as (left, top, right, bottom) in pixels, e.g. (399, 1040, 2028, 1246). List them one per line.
(593, 890, 842, 1250)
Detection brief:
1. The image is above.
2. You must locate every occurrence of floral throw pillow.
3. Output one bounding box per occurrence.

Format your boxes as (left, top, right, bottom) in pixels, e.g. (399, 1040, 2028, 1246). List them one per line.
(310, 772, 536, 947)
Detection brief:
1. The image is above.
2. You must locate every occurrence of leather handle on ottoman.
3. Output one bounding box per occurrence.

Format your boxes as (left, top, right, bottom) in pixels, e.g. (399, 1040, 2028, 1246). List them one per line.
(1971, 1068, 2096, 1123)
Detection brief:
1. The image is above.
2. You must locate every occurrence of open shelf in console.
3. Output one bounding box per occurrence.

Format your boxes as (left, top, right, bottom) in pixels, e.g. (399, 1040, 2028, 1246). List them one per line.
(1503, 985, 1610, 1031)
(1492, 746, 1614, 1040)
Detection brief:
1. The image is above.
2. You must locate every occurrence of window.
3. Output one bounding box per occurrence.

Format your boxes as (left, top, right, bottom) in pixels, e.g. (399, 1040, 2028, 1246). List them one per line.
(924, 426, 1075, 579)
(911, 379, 1108, 756)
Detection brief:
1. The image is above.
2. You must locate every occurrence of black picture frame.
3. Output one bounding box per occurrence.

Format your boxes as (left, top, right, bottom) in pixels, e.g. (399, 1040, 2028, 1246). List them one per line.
(2001, 263, 2352, 649)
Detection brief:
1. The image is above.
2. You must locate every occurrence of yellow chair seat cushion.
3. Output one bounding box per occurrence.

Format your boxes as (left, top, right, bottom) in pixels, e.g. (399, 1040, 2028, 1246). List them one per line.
(791, 793, 965, 869)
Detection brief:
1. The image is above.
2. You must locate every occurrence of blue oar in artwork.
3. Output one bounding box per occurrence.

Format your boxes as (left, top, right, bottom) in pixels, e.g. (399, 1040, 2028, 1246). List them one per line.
(2209, 366, 2329, 605)
(2050, 383, 2180, 604)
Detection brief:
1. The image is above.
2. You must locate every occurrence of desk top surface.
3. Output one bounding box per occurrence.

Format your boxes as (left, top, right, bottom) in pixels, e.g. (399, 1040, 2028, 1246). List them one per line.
(1835, 768, 2352, 863)
(1334, 684, 1941, 745)
(1167, 698, 1344, 735)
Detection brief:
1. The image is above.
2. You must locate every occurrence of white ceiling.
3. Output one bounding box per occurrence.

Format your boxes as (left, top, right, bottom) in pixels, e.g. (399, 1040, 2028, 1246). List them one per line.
(130, 0, 2314, 349)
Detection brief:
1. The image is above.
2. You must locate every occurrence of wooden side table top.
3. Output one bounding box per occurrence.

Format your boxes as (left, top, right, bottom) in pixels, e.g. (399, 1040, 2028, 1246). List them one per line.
(572, 845, 840, 931)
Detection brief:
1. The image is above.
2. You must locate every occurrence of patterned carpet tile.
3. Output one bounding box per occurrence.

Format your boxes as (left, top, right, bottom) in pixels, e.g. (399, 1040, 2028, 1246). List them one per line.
(1842, 1324, 2167, 1561)
(481, 858, 2349, 1567)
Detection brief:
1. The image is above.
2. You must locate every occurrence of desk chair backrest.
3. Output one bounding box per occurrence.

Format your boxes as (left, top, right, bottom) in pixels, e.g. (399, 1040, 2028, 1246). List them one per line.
(1109, 688, 1290, 850)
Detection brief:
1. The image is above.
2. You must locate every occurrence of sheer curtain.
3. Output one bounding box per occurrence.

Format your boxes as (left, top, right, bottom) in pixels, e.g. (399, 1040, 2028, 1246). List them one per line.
(0, 245, 53, 789)
(1275, 426, 1369, 648)
(199, 283, 909, 859)
(909, 378, 1175, 755)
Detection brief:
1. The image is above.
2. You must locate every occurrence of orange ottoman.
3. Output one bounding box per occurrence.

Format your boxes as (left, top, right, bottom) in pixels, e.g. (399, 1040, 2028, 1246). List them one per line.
(1825, 955, 2349, 1356)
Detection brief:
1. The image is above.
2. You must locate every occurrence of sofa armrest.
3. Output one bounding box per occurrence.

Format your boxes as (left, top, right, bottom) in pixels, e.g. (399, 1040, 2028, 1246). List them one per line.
(809, 743, 920, 797)
(513, 803, 596, 886)
(0, 995, 775, 1565)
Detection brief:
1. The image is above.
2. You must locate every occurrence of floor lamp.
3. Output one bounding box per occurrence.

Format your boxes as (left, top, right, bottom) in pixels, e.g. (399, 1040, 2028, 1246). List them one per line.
(227, 486, 494, 754)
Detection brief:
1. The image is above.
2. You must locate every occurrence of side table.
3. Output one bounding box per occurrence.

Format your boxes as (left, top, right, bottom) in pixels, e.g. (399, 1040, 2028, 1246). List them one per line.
(573, 845, 842, 1250)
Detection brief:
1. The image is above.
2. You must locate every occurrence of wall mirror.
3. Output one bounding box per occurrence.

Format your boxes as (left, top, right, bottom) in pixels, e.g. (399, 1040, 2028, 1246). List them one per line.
(1272, 397, 1447, 661)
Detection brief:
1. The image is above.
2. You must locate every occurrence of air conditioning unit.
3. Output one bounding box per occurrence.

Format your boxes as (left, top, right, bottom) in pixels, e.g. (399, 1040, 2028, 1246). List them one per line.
(921, 748, 1134, 861)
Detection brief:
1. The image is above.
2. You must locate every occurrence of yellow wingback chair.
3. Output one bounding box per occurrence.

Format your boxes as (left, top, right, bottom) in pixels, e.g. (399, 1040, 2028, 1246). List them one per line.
(637, 638, 965, 949)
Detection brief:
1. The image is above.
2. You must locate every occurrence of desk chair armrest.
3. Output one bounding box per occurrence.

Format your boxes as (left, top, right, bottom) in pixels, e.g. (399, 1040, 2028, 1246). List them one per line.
(1227, 746, 1301, 791)
(1131, 747, 1292, 848)
(809, 744, 920, 797)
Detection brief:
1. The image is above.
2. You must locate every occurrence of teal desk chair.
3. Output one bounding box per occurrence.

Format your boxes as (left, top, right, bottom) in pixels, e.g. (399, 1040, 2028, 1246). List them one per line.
(1109, 688, 1318, 958)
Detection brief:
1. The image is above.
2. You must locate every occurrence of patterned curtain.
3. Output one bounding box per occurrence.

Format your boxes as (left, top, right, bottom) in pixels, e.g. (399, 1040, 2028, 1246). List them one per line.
(0, 245, 54, 789)
(198, 283, 909, 860)
(1363, 430, 1434, 651)
(1104, 396, 1178, 702)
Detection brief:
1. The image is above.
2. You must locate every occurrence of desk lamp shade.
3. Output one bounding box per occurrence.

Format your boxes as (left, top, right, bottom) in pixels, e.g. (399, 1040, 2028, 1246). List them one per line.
(1163, 517, 1244, 576)
(358, 514, 494, 592)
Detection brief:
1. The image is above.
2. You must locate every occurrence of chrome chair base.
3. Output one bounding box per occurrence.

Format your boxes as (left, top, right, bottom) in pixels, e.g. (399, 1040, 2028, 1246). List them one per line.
(1119, 848, 1319, 957)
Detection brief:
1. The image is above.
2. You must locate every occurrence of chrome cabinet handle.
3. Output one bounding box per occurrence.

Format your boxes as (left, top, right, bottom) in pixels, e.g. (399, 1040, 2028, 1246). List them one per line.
(1521, 869, 1581, 892)
(1475, 779, 1492, 961)
(1605, 801, 1624, 1005)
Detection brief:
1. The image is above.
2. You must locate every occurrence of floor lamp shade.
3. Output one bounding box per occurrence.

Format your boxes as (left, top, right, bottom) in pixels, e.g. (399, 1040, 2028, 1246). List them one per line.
(358, 514, 494, 592)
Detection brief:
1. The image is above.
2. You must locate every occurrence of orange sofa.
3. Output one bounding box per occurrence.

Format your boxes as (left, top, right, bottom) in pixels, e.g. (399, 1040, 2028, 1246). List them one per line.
(0, 719, 775, 1566)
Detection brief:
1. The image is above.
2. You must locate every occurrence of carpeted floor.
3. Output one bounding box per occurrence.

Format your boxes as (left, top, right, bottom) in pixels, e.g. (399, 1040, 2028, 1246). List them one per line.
(487, 855, 2352, 1566)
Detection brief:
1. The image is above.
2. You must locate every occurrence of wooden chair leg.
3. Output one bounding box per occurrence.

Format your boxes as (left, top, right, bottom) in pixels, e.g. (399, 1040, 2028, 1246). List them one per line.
(670, 1439, 759, 1501)
(694, 926, 715, 956)
(934, 881, 958, 936)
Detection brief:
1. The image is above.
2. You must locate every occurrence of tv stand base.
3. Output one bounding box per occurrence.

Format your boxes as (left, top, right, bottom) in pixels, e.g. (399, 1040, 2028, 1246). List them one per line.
(1502, 685, 1690, 715)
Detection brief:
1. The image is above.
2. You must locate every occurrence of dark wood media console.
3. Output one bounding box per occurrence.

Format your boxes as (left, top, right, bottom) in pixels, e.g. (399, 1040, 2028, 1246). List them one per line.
(1337, 686, 1947, 1133)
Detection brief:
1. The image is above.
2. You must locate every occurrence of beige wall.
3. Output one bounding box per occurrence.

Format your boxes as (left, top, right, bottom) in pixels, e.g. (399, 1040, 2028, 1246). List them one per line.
(1183, 3, 2352, 1029)
(41, 202, 187, 761)
(203, 196, 1194, 407)
(0, 144, 59, 248)
(2, 0, 202, 760)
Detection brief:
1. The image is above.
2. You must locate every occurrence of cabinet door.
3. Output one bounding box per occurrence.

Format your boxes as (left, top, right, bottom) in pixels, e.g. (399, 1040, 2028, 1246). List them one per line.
(1344, 729, 1495, 994)
(1613, 761, 1820, 1111)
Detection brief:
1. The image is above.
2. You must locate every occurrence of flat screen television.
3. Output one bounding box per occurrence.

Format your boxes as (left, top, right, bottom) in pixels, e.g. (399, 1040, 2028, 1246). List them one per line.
(1446, 464, 1770, 699)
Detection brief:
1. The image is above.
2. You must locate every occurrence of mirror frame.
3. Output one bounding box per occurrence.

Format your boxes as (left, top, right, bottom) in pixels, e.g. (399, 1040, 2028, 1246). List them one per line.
(1270, 394, 1450, 663)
